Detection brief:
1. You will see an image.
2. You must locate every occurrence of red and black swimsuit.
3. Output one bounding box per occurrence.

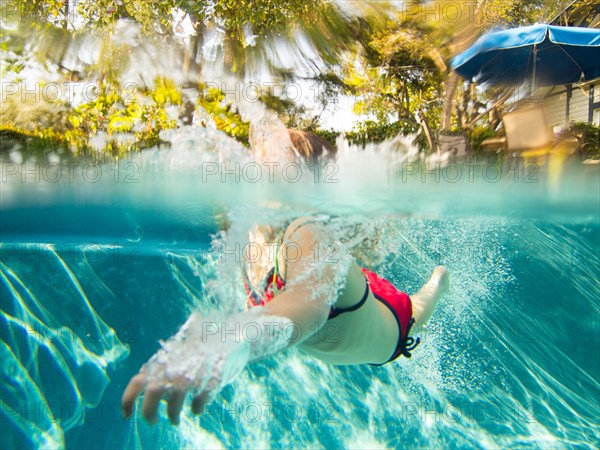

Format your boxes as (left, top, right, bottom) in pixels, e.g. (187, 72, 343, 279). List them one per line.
(244, 265, 420, 364)
(360, 268, 420, 364)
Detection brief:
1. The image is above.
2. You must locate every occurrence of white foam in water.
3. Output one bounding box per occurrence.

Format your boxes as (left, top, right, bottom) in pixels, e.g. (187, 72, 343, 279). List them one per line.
(144, 309, 294, 396)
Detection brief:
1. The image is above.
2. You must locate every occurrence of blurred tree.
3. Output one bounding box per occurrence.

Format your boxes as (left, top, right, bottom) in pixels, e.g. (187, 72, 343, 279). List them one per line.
(479, 0, 571, 27)
(9, 0, 369, 75)
(552, 0, 600, 27)
(2, 0, 397, 154)
(342, 6, 446, 147)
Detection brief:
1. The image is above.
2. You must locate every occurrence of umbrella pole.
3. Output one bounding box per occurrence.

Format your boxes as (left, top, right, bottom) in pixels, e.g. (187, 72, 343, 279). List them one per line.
(532, 44, 537, 93)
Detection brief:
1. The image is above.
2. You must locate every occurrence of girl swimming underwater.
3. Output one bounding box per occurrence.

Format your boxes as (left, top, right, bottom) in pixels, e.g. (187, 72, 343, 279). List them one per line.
(121, 216, 449, 425)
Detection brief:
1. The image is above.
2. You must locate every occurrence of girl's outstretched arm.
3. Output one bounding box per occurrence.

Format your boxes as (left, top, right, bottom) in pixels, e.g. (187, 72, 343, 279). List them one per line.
(121, 222, 338, 425)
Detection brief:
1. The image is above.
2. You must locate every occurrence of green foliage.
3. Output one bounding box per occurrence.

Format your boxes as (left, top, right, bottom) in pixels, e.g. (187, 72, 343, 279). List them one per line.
(79, 0, 176, 32)
(258, 72, 349, 131)
(570, 122, 600, 159)
(345, 120, 407, 146)
(151, 78, 182, 107)
(309, 129, 340, 147)
(4, 0, 383, 147)
(0, 125, 70, 156)
(553, 0, 600, 27)
(180, 0, 327, 37)
(2, 78, 253, 156)
(466, 125, 497, 154)
(63, 77, 182, 155)
(11, 0, 71, 29)
(197, 85, 250, 145)
(259, 93, 309, 129)
(8, 0, 365, 76)
(479, 0, 569, 27)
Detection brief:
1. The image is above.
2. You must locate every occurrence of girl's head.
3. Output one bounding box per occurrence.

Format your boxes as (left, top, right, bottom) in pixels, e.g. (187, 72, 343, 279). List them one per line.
(287, 129, 337, 161)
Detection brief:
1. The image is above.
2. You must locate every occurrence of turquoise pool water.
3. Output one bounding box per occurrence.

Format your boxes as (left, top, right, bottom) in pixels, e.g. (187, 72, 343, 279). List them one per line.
(1, 146, 599, 449)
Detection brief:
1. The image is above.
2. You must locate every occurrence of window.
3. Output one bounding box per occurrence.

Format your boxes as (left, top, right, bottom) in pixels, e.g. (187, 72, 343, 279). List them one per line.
(593, 109, 600, 126)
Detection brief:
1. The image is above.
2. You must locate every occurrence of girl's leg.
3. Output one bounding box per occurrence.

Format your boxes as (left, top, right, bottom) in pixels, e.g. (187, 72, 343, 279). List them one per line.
(411, 266, 449, 327)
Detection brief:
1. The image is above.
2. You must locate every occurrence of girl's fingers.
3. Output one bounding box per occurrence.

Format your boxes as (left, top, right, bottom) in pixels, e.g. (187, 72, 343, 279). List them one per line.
(167, 390, 186, 425)
(121, 373, 146, 418)
(191, 390, 212, 415)
(141, 384, 167, 424)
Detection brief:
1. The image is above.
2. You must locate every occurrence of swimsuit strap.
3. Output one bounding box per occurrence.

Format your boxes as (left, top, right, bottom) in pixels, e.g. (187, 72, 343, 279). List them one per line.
(244, 230, 285, 306)
(244, 215, 329, 306)
(367, 314, 420, 365)
(396, 317, 420, 358)
(328, 276, 370, 320)
(283, 215, 330, 242)
(272, 231, 282, 285)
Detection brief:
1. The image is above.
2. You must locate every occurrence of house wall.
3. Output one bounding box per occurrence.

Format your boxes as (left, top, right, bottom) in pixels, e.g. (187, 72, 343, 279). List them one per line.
(544, 2, 600, 126)
(543, 79, 600, 127)
(570, 84, 591, 123)
(592, 84, 600, 126)
(544, 88, 568, 127)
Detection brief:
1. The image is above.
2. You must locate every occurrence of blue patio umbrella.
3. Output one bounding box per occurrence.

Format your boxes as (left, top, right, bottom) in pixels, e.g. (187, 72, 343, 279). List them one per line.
(451, 24, 600, 86)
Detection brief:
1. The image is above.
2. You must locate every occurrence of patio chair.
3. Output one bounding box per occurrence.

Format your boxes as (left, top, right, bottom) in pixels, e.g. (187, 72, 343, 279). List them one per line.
(481, 104, 578, 189)
(504, 105, 554, 155)
(417, 109, 468, 159)
(481, 104, 555, 163)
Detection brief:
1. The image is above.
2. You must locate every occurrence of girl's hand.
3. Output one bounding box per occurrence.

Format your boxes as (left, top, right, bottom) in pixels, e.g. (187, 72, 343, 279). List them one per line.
(121, 313, 250, 425)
